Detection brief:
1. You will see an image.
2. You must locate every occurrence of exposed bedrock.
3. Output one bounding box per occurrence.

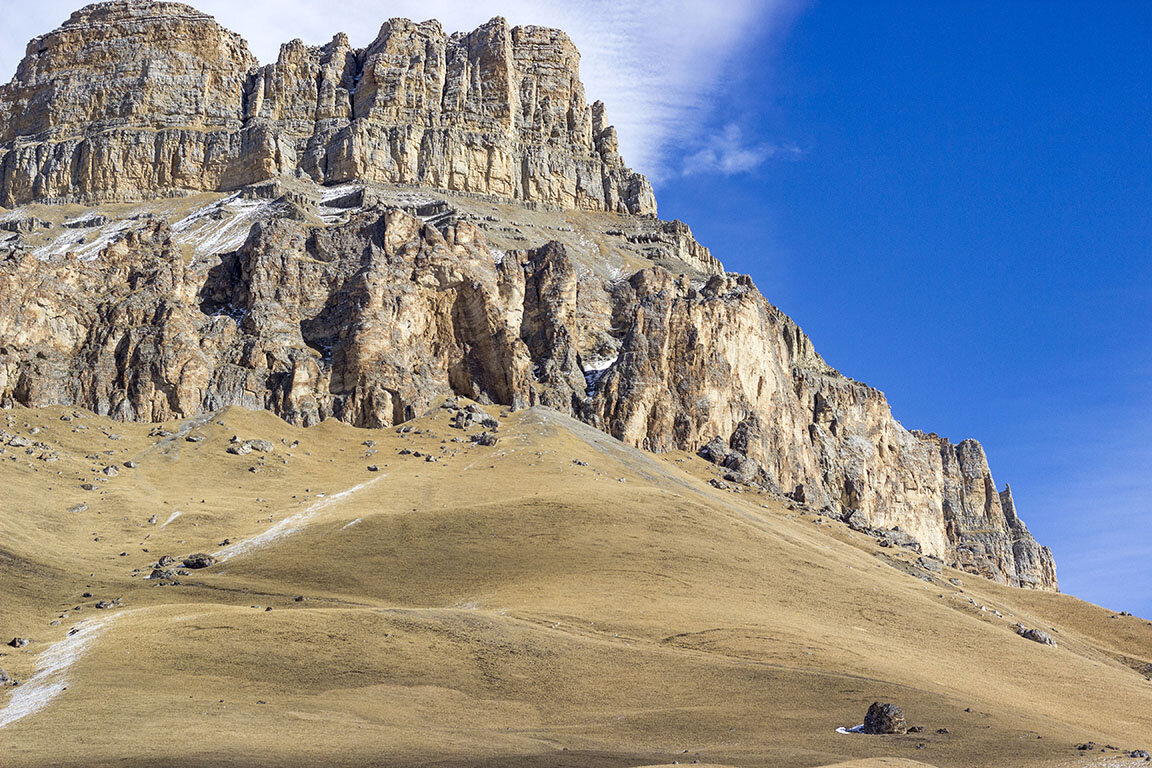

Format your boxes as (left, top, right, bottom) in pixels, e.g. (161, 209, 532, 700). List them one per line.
(0, 206, 1056, 591)
(0, 1, 656, 214)
(0, 2, 1056, 592)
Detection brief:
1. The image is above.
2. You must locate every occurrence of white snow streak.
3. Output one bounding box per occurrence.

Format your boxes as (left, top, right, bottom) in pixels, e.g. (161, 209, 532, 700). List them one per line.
(583, 355, 618, 395)
(214, 477, 384, 561)
(31, 219, 136, 262)
(0, 619, 110, 729)
(161, 510, 182, 528)
(171, 195, 272, 259)
(320, 183, 361, 203)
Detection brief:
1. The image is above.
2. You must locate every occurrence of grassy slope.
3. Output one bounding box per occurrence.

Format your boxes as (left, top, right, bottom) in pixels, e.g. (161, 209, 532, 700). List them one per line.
(0, 404, 1148, 768)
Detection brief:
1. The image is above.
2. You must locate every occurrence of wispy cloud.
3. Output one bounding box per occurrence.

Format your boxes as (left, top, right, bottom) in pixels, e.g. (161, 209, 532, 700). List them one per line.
(0, 0, 801, 180)
(682, 123, 802, 176)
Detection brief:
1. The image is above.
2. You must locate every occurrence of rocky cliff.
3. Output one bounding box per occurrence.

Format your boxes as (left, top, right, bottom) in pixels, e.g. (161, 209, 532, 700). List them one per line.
(0, 1, 655, 214)
(0, 2, 1056, 591)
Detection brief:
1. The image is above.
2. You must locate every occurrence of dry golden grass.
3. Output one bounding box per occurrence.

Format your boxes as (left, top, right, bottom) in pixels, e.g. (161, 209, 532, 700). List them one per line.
(0, 403, 1148, 768)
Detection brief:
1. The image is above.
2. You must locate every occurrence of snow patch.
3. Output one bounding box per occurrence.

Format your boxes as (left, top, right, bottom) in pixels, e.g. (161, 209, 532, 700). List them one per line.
(32, 219, 136, 262)
(171, 195, 273, 259)
(0, 619, 110, 729)
(214, 477, 385, 561)
(835, 724, 865, 734)
(583, 355, 618, 396)
(341, 517, 362, 530)
(62, 213, 107, 229)
(320, 183, 361, 204)
(605, 264, 638, 283)
(161, 511, 181, 528)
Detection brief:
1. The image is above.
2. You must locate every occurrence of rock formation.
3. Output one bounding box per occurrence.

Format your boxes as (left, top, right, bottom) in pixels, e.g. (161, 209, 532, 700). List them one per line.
(0, 1, 655, 214)
(0, 2, 1057, 592)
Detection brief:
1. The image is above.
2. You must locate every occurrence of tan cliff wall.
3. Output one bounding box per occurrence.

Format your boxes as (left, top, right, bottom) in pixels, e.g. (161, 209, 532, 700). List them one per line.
(588, 269, 1056, 590)
(0, 206, 1057, 592)
(0, 2, 656, 214)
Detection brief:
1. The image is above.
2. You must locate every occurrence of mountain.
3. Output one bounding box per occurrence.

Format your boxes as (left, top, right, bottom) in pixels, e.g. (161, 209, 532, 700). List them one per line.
(0, 4, 1135, 767)
(0, 0, 1055, 592)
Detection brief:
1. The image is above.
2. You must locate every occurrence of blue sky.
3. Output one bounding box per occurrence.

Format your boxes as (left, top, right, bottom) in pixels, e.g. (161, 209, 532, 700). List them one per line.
(2, 1, 1147, 614)
(658, 0, 1152, 616)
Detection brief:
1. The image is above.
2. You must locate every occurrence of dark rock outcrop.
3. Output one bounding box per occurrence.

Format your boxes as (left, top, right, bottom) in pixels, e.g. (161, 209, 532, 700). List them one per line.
(862, 702, 908, 735)
(182, 553, 216, 569)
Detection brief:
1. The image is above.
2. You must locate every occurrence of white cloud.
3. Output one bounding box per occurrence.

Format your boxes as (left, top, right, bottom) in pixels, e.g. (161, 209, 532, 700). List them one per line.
(0, 0, 800, 180)
(682, 123, 801, 176)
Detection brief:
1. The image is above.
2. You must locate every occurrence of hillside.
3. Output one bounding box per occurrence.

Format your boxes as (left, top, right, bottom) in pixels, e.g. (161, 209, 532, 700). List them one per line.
(1, 403, 1149, 767)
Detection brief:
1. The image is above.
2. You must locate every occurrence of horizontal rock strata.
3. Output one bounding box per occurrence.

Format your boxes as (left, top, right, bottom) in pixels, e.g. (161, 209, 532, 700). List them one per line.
(0, 1, 656, 214)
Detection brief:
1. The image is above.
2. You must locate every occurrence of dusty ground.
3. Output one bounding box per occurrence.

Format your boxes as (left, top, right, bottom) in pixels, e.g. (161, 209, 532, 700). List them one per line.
(0, 402, 1149, 768)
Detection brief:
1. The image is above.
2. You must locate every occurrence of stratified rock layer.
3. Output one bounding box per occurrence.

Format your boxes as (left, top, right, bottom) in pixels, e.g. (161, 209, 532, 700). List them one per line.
(0, 2, 656, 214)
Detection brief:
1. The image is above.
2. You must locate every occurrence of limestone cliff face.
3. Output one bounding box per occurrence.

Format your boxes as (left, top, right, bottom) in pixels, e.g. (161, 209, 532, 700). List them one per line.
(0, 201, 1056, 591)
(586, 269, 1056, 588)
(0, 2, 655, 214)
(0, 3, 1056, 592)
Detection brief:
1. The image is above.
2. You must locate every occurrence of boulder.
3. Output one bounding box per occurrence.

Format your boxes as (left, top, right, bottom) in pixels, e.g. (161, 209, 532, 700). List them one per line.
(1017, 627, 1056, 646)
(470, 432, 499, 447)
(721, 452, 762, 485)
(862, 702, 908, 735)
(697, 436, 731, 465)
(182, 553, 217, 569)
